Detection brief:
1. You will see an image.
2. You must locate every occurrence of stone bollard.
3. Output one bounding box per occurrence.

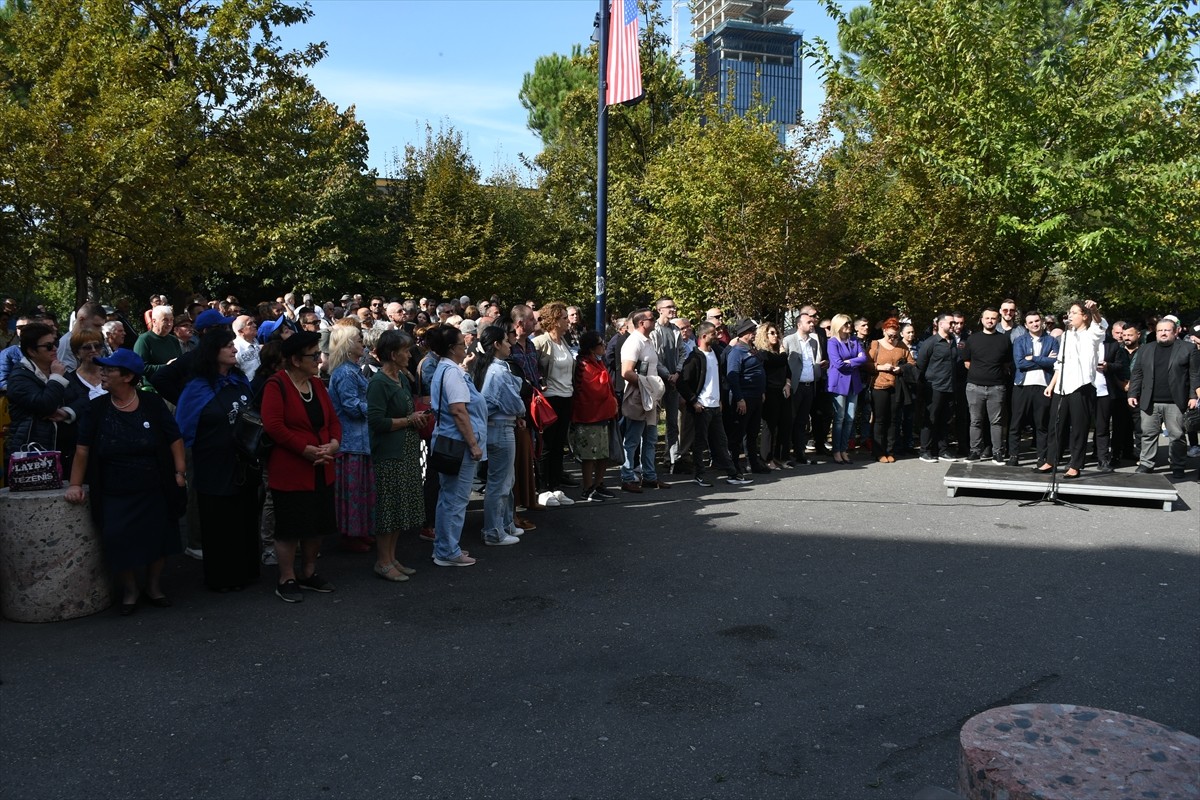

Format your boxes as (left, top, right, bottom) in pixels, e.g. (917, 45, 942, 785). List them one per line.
(959, 703, 1200, 800)
(0, 486, 112, 622)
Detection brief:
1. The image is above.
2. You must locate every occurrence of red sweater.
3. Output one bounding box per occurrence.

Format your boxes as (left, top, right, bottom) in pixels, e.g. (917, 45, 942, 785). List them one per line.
(261, 371, 342, 491)
(572, 356, 618, 423)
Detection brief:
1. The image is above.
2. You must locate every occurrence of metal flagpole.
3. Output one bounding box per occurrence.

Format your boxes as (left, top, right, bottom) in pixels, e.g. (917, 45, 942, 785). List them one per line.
(594, 0, 609, 335)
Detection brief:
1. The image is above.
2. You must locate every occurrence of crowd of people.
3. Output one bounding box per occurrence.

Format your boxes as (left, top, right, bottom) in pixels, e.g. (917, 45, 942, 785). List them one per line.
(1, 291, 1197, 612)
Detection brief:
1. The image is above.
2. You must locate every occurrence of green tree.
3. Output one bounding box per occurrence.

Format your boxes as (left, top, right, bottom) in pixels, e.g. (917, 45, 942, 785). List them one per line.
(518, 45, 591, 146)
(814, 0, 1200, 316)
(0, 0, 370, 307)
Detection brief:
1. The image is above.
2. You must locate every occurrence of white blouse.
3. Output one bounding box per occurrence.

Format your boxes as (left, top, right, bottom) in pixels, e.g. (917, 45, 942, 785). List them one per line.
(1053, 320, 1106, 395)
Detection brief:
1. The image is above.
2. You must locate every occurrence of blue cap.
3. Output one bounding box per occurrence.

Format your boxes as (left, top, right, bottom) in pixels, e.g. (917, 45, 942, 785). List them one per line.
(194, 308, 236, 331)
(94, 349, 145, 377)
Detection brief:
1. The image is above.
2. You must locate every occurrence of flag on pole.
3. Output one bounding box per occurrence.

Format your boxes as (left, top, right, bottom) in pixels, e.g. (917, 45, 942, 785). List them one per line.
(606, 0, 643, 106)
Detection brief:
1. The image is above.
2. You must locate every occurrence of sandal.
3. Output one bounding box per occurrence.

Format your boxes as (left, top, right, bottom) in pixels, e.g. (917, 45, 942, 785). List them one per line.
(391, 561, 416, 576)
(374, 563, 410, 582)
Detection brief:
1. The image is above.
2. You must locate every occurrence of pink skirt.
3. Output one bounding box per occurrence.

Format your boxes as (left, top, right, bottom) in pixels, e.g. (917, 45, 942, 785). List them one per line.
(334, 452, 376, 539)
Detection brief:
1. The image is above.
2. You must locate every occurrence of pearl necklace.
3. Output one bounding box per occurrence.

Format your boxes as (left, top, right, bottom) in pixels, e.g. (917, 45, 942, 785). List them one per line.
(288, 372, 313, 403)
(111, 393, 136, 410)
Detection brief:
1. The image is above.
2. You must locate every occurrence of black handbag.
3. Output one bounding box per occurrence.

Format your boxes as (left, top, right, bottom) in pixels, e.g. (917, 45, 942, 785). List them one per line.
(1183, 406, 1200, 435)
(233, 378, 274, 466)
(428, 368, 467, 475)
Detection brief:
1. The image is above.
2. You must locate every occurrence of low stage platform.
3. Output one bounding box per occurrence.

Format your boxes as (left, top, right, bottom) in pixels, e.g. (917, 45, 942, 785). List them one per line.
(943, 462, 1180, 511)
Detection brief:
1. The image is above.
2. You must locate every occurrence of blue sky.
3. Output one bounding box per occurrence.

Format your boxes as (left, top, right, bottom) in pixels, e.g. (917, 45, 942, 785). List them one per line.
(276, 0, 858, 179)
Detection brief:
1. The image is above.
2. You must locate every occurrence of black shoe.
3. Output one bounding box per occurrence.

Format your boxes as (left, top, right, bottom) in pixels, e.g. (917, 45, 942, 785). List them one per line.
(964, 451, 982, 462)
(1095, 462, 1114, 474)
(297, 573, 335, 593)
(693, 477, 713, 488)
(980, 449, 993, 460)
(1062, 470, 1082, 480)
(725, 474, 753, 485)
(592, 485, 616, 500)
(1005, 457, 1019, 467)
(1135, 465, 1153, 474)
(276, 580, 304, 603)
(1172, 468, 1186, 479)
(919, 452, 938, 463)
(751, 465, 772, 474)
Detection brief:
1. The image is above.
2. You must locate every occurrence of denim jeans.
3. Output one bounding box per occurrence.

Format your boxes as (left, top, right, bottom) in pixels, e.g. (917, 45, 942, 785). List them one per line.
(620, 416, 658, 484)
(433, 448, 480, 561)
(483, 423, 516, 542)
(831, 393, 858, 452)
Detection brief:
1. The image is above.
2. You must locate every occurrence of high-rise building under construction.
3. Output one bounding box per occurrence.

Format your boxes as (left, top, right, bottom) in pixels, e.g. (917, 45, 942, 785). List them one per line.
(692, 0, 802, 134)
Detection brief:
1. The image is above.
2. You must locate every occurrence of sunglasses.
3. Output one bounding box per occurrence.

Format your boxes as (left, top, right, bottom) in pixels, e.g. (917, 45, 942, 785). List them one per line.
(33, 342, 57, 351)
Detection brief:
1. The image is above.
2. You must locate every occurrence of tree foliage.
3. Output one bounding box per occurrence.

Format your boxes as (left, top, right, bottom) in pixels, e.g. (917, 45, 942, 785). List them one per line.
(0, 0, 377, 306)
(816, 0, 1200, 318)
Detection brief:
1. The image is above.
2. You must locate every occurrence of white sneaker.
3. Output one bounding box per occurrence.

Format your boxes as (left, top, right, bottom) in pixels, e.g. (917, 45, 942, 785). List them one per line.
(184, 547, 204, 561)
(538, 491, 560, 507)
(484, 534, 520, 546)
(552, 490, 575, 506)
(507, 526, 525, 537)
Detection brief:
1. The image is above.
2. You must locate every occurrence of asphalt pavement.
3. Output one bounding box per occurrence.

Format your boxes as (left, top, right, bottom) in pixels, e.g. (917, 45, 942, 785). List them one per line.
(2, 453, 1197, 800)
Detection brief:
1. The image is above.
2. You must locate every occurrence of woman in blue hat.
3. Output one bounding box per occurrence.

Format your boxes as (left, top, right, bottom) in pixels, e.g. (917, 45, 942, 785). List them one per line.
(65, 349, 187, 615)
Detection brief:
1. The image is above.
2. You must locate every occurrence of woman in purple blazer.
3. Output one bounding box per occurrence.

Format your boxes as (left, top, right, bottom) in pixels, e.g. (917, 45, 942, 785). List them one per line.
(827, 314, 868, 463)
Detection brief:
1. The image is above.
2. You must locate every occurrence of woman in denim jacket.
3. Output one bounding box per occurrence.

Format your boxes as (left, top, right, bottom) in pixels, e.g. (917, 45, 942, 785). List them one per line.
(472, 325, 527, 546)
(327, 325, 375, 553)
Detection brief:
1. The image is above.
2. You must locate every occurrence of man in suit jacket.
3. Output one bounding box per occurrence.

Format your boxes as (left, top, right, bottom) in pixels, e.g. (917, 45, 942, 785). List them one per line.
(795, 303, 832, 454)
(783, 311, 825, 464)
(1128, 318, 1200, 477)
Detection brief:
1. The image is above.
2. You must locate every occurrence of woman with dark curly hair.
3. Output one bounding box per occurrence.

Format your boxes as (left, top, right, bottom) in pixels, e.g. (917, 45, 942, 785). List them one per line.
(175, 327, 261, 592)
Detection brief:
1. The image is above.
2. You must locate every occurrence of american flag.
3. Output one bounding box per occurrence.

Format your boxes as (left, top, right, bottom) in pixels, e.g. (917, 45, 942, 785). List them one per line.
(606, 0, 643, 106)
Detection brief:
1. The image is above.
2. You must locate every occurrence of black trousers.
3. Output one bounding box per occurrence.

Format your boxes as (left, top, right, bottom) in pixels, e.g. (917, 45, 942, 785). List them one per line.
(1092, 393, 1113, 465)
(871, 386, 901, 457)
(762, 388, 792, 461)
(691, 406, 737, 477)
(1046, 385, 1096, 471)
(810, 386, 832, 451)
(920, 388, 954, 456)
(1008, 384, 1051, 464)
(1108, 388, 1134, 460)
(790, 381, 816, 460)
(726, 395, 764, 470)
(541, 395, 573, 488)
(197, 483, 261, 591)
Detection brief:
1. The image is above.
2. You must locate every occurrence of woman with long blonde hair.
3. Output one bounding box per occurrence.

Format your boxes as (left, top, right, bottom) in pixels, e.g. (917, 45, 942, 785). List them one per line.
(327, 325, 376, 553)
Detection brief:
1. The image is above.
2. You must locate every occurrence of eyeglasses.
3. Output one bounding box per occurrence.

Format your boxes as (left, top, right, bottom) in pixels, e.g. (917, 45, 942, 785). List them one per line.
(243, 322, 258, 328)
(79, 343, 103, 352)
(33, 342, 57, 351)
(298, 352, 321, 361)
(302, 320, 319, 327)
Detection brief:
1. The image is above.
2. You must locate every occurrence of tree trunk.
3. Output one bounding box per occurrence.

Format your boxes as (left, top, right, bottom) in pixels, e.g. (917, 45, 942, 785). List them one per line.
(72, 235, 90, 309)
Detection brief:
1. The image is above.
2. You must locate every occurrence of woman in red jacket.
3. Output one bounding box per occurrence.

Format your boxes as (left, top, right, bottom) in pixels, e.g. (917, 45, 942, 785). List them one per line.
(261, 331, 341, 603)
(570, 330, 618, 501)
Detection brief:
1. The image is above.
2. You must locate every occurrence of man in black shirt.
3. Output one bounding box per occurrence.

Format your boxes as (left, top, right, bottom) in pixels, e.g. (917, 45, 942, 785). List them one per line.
(917, 313, 960, 462)
(962, 308, 1013, 462)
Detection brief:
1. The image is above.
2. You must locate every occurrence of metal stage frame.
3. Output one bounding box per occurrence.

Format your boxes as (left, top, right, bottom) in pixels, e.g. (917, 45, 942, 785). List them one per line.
(943, 462, 1181, 512)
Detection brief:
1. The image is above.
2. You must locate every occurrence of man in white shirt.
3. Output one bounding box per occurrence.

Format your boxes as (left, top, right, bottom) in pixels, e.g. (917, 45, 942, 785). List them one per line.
(677, 322, 751, 487)
(620, 309, 668, 493)
(1006, 311, 1058, 467)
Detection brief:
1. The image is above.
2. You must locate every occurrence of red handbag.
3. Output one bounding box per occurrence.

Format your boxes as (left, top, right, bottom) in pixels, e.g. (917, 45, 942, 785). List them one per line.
(412, 397, 436, 440)
(529, 386, 558, 432)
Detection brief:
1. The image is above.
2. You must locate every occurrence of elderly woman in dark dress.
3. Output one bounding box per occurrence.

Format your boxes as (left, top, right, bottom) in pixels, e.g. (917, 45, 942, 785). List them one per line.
(65, 350, 186, 615)
(260, 331, 341, 603)
(175, 328, 261, 592)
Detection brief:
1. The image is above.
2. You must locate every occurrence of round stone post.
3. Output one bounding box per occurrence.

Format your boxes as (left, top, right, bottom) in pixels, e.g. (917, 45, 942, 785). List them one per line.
(0, 486, 112, 622)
